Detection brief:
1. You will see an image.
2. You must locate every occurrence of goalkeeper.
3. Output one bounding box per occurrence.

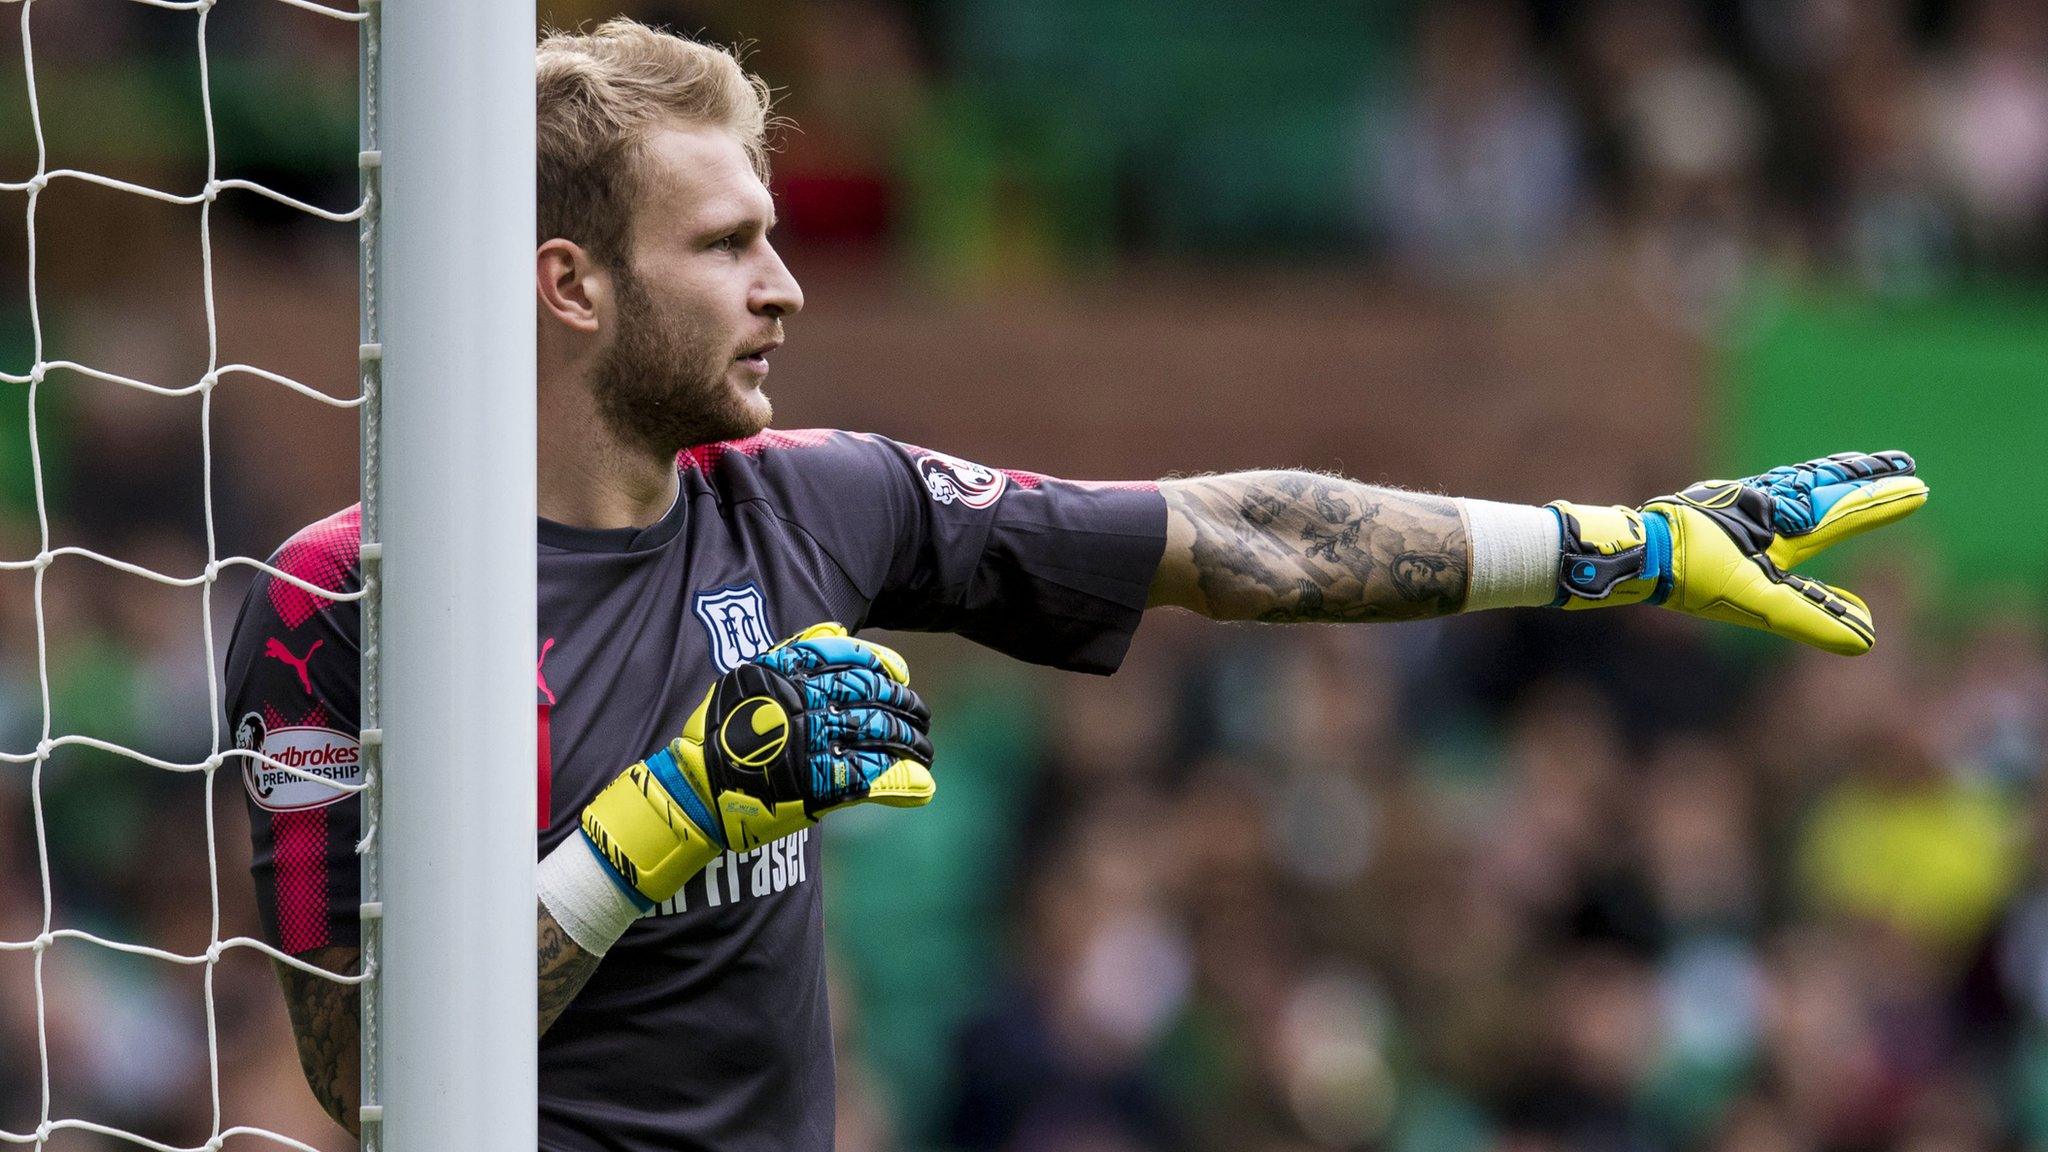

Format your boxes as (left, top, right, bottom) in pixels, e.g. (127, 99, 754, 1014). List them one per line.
(222, 18, 1928, 1152)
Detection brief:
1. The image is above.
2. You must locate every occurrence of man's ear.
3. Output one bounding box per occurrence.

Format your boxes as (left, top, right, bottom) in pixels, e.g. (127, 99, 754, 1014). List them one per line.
(537, 239, 607, 336)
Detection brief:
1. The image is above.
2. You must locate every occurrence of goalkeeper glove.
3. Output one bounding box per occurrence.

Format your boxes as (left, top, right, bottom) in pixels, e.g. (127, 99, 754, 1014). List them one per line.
(580, 623, 935, 909)
(1547, 450, 1927, 655)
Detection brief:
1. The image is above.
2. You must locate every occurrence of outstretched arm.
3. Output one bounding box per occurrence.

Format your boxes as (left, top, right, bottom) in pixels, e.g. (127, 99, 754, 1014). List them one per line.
(1145, 452, 1926, 656)
(1150, 471, 1470, 621)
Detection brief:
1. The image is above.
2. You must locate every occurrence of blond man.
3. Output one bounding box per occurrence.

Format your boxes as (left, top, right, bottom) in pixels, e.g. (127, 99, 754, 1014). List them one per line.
(223, 19, 1925, 1151)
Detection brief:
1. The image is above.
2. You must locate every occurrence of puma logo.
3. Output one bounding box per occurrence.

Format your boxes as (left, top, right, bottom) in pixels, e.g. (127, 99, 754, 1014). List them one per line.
(537, 636, 558, 705)
(263, 637, 323, 695)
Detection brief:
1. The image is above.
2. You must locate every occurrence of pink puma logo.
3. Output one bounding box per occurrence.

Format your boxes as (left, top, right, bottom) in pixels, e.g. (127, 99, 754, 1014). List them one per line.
(537, 636, 557, 706)
(264, 637, 323, 695)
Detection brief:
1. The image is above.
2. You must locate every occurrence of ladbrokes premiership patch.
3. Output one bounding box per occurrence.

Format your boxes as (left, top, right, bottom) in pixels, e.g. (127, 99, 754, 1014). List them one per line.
(917, 450, 1007, 509)
(237, 712, 361, 812)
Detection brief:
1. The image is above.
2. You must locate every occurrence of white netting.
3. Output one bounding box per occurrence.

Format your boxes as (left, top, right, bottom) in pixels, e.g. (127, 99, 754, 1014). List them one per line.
(0, 0, 373, 1148)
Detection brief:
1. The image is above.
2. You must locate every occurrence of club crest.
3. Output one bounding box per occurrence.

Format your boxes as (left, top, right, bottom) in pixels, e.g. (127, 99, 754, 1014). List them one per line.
(917, 451, 1007, 509)
(694, 583, 773, 673)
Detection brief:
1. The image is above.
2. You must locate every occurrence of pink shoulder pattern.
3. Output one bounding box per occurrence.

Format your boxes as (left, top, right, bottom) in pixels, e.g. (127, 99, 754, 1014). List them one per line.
(268, 505, 362, 630)
(677, 428, 840, 474)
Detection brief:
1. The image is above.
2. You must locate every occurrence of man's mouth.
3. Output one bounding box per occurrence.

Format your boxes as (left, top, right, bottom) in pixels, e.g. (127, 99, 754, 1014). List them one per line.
(736, 338, 781, 372)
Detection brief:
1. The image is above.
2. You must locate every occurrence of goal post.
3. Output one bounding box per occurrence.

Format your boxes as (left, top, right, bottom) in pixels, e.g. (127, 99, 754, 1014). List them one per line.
(366, 1, 537, 1149)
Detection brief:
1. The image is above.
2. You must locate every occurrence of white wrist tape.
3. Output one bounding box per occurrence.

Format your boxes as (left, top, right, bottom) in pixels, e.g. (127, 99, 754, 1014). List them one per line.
(537, 833, 645, 957)
(1457, 498, 1562, 611)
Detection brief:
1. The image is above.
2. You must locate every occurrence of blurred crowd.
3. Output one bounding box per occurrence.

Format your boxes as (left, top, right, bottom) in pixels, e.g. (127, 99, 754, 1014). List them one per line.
(826, 573, 2048, 1152)
(12, 0, 2048, 298)
(0, 1, 2040, 1151)
(1369, 0, 2048, 312)
(579, 0, 2048, 321)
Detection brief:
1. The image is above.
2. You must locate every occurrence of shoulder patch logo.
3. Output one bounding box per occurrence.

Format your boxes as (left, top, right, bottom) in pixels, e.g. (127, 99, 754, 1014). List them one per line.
(239, 713, 362, 812)
(693, 583, 773, 673)
(917, 450, 1007, 509)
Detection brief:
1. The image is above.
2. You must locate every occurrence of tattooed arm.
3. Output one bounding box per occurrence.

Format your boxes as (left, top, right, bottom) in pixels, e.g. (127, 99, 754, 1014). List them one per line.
(538, 902, 602, 1034)
(274, 904, 600, 1133)
(273, 945, 362, 1136)
(1150, 471, 1470, 622)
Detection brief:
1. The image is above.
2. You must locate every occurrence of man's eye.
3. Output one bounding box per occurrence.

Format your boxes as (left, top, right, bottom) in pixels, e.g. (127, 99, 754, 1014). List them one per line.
(711, 234, 741, 253)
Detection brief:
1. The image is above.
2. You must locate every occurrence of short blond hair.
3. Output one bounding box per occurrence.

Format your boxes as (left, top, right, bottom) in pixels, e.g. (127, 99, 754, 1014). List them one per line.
(537, 19, 774, 266)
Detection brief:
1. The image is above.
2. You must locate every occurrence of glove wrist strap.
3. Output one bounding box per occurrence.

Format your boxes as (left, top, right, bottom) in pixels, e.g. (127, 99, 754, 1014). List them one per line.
(1547, 501, 1674, 607)
(646, 744, 726, 851)
(1639, 509, 1675, 605)
(1458, 498, 1562, 612)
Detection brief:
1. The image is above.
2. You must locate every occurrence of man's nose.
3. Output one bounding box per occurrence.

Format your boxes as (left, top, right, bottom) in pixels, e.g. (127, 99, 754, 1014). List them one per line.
(751, 244, 804, 318)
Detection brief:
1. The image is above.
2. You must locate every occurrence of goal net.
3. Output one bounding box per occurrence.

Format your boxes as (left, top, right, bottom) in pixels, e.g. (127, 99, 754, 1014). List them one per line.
(0, 1, 535, 1149)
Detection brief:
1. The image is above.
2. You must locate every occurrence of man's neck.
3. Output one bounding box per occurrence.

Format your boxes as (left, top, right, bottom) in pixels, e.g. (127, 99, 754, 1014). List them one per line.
(537, 377, 680, 530)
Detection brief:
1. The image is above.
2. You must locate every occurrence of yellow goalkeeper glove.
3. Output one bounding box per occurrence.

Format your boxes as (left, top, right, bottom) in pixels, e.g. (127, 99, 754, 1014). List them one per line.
(579, 623, 935, 909)
(1547, 451, 1928, 655)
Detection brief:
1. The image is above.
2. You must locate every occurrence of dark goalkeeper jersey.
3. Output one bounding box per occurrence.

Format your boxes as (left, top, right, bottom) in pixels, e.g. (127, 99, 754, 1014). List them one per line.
(223, 429, 1167, 1152)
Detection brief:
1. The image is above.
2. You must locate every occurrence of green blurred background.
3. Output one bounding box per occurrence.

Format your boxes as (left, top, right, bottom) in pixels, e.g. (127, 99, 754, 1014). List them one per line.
(1, 2, 2045, 1151)
(1731, 286, 2048, 591)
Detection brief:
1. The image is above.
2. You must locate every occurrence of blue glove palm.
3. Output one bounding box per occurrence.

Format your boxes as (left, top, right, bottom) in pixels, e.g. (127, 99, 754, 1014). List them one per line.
(579, 624, 934, 908)
(733, 629, 936, 825)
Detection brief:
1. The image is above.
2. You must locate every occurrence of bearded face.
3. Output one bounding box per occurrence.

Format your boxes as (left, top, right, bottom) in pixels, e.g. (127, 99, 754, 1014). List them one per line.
(588, 258, 773, 459)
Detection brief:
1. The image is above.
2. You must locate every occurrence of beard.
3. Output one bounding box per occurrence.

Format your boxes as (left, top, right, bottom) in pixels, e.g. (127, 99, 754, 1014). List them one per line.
(589, 264, 772, 459)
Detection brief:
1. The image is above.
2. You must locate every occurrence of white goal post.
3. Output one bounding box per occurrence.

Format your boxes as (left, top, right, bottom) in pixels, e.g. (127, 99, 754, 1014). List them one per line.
(365, 1, 537, 1151)
(0, 0, 534, 1148)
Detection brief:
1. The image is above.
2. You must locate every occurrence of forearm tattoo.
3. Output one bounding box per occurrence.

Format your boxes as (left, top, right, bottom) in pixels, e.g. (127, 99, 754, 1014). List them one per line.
(1161, 472, 1469, 622)
(273, 946, 362, 1136)
(538, 904, 602, 1036)
(274, 907, 600, 1136)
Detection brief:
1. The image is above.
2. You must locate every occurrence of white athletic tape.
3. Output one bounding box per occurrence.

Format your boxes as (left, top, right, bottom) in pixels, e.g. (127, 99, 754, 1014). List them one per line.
(1458, 498, 1562, 612)
(537, 836, 645, 959)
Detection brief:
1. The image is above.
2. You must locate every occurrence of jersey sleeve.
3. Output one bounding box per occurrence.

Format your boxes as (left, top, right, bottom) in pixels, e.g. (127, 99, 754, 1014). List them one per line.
(701, 431, 1167, 673)
(224, 506, 364, 956)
